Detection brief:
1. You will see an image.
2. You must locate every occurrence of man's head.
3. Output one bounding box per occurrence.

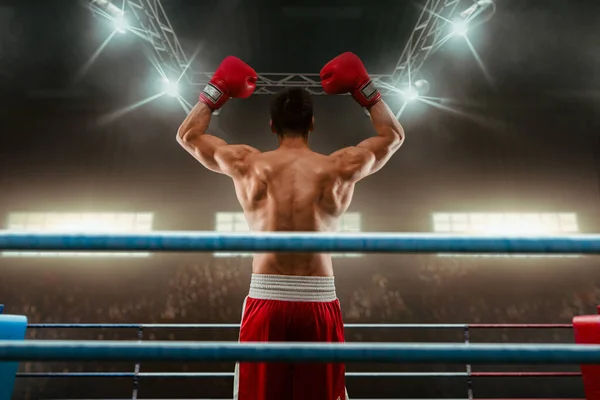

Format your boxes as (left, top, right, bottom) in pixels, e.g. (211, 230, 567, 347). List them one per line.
(270, 88, 314, 139)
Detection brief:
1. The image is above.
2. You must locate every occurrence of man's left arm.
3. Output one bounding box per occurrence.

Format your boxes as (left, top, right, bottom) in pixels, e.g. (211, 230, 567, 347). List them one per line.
(177, 102, 258, 176)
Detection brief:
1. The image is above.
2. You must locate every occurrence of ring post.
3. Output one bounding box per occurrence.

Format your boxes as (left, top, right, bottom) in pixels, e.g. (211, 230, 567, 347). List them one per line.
(0, 307, 27, 400)
(573, 306, 600, 400)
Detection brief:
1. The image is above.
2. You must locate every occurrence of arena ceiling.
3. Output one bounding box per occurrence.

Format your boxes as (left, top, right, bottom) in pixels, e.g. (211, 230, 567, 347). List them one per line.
(159, 0, 418, 73)
(0, 0, 598, 106)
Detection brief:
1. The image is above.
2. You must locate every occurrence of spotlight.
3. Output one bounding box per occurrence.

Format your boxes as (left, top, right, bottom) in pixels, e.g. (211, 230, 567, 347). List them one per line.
(114, 15, 128, 33)
(460, 0, 495, 20)
(452, 20, 469, 36)
(404, 87, 419, 102)
(90, 1, 129, 33)
(91, 0, 123, 16)
(414, 79, 431, 96)
(163, 79, 179, 98)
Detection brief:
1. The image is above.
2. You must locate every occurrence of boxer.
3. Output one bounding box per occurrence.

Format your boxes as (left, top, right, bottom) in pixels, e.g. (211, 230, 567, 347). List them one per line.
(177, 53, 405, 400)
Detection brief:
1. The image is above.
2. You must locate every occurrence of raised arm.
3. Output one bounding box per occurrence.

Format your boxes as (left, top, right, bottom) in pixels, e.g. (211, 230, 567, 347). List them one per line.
(321, 52, 405, 181)
(176, 56, 259, 177)
(177, 102, 259, 176)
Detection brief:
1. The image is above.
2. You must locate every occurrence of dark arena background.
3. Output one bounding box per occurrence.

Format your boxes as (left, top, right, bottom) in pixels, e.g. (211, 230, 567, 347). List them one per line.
(1, 0, 600, 399)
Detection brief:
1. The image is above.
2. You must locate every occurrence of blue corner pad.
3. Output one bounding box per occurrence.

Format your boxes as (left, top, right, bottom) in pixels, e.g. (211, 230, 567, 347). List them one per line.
(0, 314, 27, 400)
(0, 306, 4, 314)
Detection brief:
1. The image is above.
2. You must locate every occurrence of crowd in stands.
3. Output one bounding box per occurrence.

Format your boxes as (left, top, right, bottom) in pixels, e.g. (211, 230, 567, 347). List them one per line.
(3, 254, 597, 399)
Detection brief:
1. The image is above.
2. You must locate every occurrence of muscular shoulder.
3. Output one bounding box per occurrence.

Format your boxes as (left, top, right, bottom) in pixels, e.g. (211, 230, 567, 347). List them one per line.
(214, 144, 260, 177)
(331, 146, 372, 161)
(216, 144, 258, 159)
(329, 146, 376, 181)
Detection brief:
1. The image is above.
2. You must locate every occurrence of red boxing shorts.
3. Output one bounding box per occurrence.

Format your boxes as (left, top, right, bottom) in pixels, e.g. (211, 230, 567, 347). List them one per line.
(234, 274, 348, 400)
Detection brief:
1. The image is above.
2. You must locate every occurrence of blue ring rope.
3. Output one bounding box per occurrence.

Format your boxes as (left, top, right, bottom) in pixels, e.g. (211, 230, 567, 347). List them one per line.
(0, 232, 598, 253)
(15, 371, 470, 378)
(0, 395, 477, 400)
(26, 323, 469, 329)
(2, 341, 600, 364)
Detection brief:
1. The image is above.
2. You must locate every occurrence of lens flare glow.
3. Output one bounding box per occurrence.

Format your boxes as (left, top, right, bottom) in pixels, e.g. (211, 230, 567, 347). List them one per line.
(163, 79, 180, 98)
(452, 20, 469, 36)
(114, 15, 129, 33)
(404, 87, 419, 101)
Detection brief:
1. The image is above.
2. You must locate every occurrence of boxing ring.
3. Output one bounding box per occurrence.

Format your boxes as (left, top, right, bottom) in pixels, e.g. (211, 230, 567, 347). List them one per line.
(2, 231, 600, 399)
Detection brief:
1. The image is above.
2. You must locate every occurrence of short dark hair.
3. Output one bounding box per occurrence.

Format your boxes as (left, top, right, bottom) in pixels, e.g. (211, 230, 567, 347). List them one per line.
(270, 88, 313, 136)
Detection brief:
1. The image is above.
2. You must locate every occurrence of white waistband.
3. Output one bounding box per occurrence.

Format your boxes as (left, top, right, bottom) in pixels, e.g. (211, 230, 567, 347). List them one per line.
(248, 274, 337, 302)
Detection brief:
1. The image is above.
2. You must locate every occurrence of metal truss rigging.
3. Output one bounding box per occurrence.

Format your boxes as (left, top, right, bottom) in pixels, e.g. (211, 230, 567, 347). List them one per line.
(91, 0, 470, 95)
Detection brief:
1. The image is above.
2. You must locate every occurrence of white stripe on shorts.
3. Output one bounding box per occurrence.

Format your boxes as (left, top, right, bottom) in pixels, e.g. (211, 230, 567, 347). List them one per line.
(248, 274, 337, 302)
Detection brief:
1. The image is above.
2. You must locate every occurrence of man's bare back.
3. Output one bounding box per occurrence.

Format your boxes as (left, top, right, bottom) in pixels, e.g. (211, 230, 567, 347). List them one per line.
(235, 147, 355, 276)
(178, 102, 402, 277)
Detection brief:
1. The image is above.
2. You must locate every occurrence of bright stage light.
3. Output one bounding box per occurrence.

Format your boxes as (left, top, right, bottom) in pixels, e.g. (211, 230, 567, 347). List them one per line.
(414, 79, 431, 96)
(404, 87, 419, 102)
(163, 79, 179, 98)
(3, 212, 154, 258)
(432, 212, 579, 235)
(91, 0, 123, 16)
(432, 212, 580, 258)
(452, 20, 469, 36)
(114, 15, 128, 33)
(460, 0, 495, 20)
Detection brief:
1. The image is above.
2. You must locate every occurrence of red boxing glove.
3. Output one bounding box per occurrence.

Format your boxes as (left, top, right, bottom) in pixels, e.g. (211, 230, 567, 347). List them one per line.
(320, 52, 381, 108)
(200, 56, 257, 110)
